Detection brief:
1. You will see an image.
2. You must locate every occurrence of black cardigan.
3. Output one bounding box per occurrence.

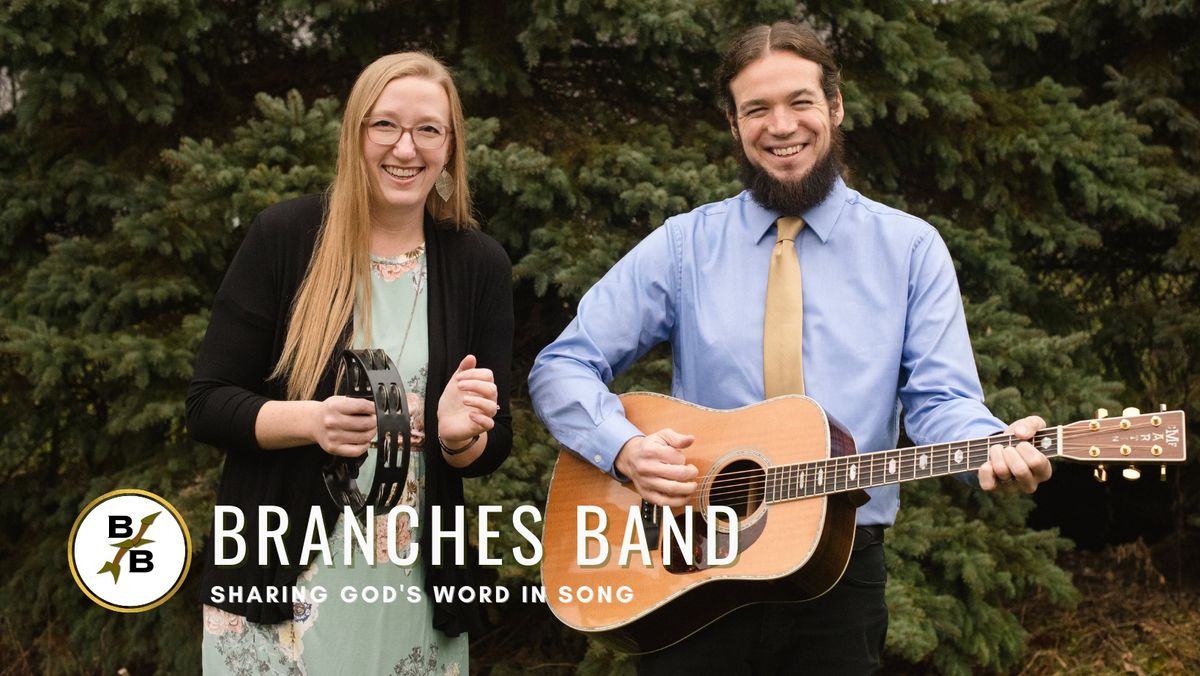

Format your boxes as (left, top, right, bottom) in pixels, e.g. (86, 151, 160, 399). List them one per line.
(186, 195, 514, 634)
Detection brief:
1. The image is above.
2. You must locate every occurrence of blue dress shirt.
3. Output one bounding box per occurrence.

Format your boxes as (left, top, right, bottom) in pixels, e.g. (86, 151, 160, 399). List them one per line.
(529, 178, 1005, 526)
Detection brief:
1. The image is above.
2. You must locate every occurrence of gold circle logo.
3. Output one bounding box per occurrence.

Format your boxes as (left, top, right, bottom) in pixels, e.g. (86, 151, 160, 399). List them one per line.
(67, 489, 192, 613)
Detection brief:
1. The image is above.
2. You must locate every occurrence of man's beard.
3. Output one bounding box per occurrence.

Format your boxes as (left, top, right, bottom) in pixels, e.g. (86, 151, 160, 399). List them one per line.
(738, 128, 845, 216)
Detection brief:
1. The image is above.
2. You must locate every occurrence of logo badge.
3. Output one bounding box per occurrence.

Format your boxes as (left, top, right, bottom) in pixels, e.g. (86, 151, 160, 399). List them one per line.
(67, 489, 192, 612)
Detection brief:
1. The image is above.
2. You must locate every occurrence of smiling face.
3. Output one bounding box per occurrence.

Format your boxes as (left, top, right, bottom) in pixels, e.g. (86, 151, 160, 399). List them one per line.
(361, 76, 452, 227)
(728, 50, 844, 185)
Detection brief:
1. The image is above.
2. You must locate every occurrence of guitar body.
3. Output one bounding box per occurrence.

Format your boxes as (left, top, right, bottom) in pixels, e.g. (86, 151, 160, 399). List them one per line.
(541, 393, 862, 654)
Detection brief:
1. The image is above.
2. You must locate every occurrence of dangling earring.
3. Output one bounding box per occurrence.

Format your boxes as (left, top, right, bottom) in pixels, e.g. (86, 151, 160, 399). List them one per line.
(435, 169, 454, 201)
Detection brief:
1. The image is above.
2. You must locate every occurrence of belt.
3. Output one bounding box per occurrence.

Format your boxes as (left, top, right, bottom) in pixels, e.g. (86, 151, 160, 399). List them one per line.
(853, 524, 886, 551)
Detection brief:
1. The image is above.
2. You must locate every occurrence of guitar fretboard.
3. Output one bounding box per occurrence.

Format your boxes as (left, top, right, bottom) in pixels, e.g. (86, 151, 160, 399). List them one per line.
(763, 428, 1060, 502)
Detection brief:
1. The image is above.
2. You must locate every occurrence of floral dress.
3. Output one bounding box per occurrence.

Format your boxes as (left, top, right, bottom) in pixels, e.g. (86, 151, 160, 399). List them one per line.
(202, 245, 467, 675)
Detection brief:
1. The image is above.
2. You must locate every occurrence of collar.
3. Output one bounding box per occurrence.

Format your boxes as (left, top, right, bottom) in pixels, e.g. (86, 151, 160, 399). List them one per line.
(749, 176, 849, 245)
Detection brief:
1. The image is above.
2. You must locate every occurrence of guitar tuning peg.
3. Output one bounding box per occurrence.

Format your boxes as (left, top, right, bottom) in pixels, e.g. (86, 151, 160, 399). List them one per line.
(1160, 403, 1168, 412)
(1095, 408, 1109, 419)
(1094, 464, 1107, 483)
(1122, 407, 1141, 417)
(1161, 465, 1167, 481)
(1122, 465, 1141, 481)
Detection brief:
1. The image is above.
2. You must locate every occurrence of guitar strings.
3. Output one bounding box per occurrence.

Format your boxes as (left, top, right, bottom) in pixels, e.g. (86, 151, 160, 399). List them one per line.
(673, 421, 1178, 503)
(699, 442, 1000, 502)
(699, 432, 1041, 490)
(692, 425, 1173, 503)
(703, 449, 1042, 503)
(696, 423, 1161, 486)
(700, 435, 1149, 499)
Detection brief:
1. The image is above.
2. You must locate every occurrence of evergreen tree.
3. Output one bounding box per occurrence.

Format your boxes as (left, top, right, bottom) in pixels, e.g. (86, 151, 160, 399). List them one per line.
(1032, 0, 1200, 551)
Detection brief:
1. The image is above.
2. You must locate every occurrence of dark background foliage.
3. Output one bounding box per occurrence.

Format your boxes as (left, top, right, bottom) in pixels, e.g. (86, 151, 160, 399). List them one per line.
(1, 1, 1195, 673)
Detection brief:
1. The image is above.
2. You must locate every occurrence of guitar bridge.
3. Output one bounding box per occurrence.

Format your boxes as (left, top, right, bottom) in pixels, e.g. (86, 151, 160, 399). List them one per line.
(661, 507, 703, 574)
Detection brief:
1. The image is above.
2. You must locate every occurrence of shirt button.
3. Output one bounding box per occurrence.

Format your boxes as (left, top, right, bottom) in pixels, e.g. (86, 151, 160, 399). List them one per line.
(593, 454, 603, 464)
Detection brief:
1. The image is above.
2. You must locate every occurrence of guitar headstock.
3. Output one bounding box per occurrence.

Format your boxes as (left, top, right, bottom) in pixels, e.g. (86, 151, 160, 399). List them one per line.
(1059, 407, 1187, 466)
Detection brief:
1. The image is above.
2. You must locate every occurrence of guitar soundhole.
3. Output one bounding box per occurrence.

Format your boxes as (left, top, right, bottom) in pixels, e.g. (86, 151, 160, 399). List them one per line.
(709, 459, 765, 524)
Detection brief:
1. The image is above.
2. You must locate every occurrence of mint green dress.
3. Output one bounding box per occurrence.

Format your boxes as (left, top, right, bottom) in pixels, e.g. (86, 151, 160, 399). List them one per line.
(202, 245, 468, 675)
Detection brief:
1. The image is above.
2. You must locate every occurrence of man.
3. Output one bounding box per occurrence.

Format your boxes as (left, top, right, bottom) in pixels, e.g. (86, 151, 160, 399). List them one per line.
(528, 20, 1052, 674)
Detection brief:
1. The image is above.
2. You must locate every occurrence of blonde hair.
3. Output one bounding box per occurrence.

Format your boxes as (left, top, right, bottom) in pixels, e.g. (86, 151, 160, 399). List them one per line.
(273, 52, 477, 400)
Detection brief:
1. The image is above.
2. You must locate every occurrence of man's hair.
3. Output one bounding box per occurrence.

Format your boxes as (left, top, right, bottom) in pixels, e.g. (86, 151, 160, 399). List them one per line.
(716, 21, 842, 116)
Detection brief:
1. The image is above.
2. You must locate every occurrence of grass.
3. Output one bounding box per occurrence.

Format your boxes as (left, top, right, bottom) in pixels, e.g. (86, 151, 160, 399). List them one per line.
(1018, 541, 1200, 675)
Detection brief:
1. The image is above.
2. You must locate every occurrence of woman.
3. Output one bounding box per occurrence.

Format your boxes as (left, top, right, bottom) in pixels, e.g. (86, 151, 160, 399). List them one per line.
(187, 52, 513, 674)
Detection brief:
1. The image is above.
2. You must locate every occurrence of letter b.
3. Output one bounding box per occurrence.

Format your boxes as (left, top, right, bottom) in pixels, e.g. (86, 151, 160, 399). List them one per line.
(109, 515, 133, 538)
(129, 550, 155, 573)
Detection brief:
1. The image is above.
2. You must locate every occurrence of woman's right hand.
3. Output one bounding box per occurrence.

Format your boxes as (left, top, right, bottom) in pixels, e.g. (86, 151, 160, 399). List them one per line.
(311, 396, 377, 457)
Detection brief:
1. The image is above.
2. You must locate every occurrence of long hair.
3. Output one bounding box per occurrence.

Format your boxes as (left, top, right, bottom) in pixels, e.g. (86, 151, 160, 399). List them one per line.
(716, 21, 842, 117)
(273, 52, 476, 400)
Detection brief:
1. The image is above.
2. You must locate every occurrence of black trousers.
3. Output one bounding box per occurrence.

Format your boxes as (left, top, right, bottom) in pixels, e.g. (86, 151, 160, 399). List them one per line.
(638, 533, 888, 676)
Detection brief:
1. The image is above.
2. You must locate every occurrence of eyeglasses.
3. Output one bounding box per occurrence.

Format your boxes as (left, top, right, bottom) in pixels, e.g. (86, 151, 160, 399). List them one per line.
(362, 117, 451, 150)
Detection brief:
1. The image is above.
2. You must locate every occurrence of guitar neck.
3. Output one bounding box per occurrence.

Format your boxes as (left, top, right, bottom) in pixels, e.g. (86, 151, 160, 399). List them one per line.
(764, 428, 1061, 503)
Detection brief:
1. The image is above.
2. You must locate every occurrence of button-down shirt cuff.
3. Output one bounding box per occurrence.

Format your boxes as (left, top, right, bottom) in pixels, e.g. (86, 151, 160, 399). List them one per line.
(578, 414, 644, 481)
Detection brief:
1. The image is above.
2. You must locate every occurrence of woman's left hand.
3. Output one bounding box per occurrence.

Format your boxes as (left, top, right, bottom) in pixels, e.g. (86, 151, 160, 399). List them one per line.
(437, 354, 498, 447)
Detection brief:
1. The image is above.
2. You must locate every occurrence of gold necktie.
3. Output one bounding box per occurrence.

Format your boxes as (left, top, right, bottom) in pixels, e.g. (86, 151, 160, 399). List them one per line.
(763, 216, 805, 397)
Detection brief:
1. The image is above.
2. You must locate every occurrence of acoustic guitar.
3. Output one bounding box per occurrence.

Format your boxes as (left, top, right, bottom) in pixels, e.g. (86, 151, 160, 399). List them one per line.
(540, 393, 1187, 654)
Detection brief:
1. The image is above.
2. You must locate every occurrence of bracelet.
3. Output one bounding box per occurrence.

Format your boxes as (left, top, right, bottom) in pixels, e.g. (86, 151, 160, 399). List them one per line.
(439, 434, 479, 456)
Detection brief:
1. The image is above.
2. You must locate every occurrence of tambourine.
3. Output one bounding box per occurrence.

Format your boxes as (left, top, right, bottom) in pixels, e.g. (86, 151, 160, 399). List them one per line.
(322, 349, 413, 513)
